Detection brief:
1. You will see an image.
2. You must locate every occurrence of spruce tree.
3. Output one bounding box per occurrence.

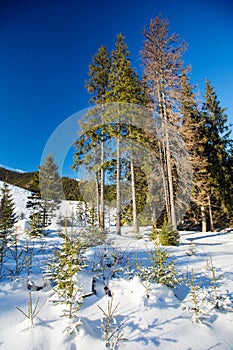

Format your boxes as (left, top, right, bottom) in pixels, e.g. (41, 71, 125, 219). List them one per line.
(0, 182, 17, 274)
(0, 182, 16, 234)
(27, 173, 44, 235)
(106, 33, 147, 234)
(85, 45, 111, 230)
(179, 71, 210, 231)
(201, 79, 233, 228)
(141, 229, 179, 287)
(39, 154, 62, 227)
(46, 233, 84, 333)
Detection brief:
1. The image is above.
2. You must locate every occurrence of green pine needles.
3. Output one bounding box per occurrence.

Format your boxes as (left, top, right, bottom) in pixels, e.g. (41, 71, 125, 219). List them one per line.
(140, 230, 180, 288)
(46, 233, 84, 333)
(151, 220, 179, 246)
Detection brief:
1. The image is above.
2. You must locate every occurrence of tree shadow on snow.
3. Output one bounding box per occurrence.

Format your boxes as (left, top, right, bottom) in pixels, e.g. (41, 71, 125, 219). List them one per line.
(126, 313, 189, 347)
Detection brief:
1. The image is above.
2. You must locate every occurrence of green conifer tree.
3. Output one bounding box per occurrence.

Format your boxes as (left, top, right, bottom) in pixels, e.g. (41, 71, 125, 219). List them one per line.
(179, 71, 210, 231)
(158, 219, 179, 246)
(39, 154, 62, 227)
(201, 79, 233, 228)
(141, 229, 179, 287)
(27, 173, 44, 235)
(46, 233, 84, 333)
(85, 45, 111, 230)
(0, 182, 17, 275)
(106, 33, 147, 234)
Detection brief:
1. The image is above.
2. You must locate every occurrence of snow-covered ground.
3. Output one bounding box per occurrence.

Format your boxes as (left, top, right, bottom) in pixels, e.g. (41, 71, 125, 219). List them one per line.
(0, 182, 233, 349)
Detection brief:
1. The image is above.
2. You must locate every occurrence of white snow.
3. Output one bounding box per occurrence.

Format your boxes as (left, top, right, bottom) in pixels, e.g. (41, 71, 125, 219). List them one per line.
(0, 183, 232, 349)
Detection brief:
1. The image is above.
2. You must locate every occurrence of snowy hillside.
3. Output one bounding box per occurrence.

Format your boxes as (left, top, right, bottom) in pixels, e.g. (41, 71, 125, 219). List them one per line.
(0, 180, 80, 222)
(0, 183, 233, 349)
(0, 181, 31, 218)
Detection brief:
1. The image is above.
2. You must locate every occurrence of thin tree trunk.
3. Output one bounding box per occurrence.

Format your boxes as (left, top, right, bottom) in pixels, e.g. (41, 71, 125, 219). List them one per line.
(201, 204, 207, 232)
(208, 194, 214, 232)
(151, 200, 157, 229)
(43, 207, 47, 228)
(154, 70, 177, 231)
(130, 156, 138, 233)
(156, 79, 172, 225)
(158, 141, 170, 218)
(95, 172, 100, 227)
(116, 138, 121, 235)
(162, 90, 177, 231)
(100, 132, 105, 230)
(165, 127, 177, 230)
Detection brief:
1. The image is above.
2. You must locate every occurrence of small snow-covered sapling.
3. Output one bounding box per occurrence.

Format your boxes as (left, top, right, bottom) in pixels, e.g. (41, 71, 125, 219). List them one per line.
(98, 295, 128, 349)
(15, 291, 46, 328)
(186, 268, 204, 323)
(46, 233, 84, 334)
(143, 230, 180, 288)
(206, 256, 219, 306)
(186, 241, 197, 256)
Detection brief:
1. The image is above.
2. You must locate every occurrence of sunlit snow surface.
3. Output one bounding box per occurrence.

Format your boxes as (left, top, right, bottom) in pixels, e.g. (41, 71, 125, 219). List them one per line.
(0, 182, 232, 349)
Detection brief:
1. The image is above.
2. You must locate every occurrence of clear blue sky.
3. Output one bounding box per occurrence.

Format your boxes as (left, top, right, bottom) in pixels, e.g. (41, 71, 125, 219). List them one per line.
(0, 0, 232, 177)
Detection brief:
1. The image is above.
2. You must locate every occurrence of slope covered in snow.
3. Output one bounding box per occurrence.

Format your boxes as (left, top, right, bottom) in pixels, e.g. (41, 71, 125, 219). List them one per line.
(0, 184, 232, 349)
(0, 180, 31, 218)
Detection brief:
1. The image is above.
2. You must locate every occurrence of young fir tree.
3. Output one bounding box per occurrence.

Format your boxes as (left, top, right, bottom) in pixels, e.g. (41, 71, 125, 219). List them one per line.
(141, 229, 180, 287)
(158, 219, 179, 246)
(39, 154, 62, 227)
(27, 173, 44, 235)
(0, 182, 17, 274)
(85, 45, 111, 230)
(142, 15, 187, 233)
(106, 33, 147, 234)
(201, 79, 233, 228)
(46, 233, 84, 333)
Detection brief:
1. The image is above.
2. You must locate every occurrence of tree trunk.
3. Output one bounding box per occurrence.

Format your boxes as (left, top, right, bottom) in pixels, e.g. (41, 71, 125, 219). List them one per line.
(130, 156, 138, 233)
(151, 200, 157, 228)
(100, 132, 105, 230)
(116, 138, 121, 235)
(165, 129, 177, 230)
(162, 92, 177, 231)
(42, 207, 47, 228)
(159, 141, 170, 220)
(95, 172, 100, 227)
(201, 204, 207, 232)
(208, 194, 214, 232)
(156, 79, 176, 230)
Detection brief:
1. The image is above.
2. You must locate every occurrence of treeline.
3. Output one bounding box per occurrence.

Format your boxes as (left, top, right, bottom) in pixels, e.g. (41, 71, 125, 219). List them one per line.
(72, 14, 233, 233)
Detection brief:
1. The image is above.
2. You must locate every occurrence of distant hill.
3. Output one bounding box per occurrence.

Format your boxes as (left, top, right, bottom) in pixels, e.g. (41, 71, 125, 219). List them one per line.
(0, 167, 38, 191)
(0, 166, 82, 200)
